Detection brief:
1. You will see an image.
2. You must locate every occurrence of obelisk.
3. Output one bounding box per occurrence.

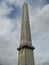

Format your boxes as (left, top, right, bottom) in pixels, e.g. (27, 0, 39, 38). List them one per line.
(17, 1, 35, 65)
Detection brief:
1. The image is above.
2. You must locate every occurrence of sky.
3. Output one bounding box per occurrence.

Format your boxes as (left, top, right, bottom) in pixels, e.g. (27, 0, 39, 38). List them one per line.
(0, 0, 49, 65)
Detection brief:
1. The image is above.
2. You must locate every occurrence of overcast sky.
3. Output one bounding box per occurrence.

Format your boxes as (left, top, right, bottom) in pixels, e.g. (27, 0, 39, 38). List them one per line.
(0, 0, 49, 65)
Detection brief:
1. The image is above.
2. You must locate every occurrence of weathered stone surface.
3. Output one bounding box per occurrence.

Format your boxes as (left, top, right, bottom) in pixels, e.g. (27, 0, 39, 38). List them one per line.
(20, 2, 32, 46)
(17, 2, 35, 65)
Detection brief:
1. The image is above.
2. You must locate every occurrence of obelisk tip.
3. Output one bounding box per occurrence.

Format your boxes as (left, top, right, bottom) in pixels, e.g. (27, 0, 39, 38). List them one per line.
(24, 0, 27, 3)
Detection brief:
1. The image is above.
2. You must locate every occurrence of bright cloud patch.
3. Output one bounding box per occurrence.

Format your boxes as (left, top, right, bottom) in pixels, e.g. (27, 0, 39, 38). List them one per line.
(31, 4, 49, 35)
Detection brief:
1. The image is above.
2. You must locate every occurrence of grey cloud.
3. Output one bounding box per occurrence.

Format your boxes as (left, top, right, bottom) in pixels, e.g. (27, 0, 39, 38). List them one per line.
(0, 1, 13, 19)
(0, 16, 20, 65)
(30, 4, 49, 35)
(30, 4, 49, 65)
(0, 29, 19, 65)
(0, 4, 19, 65)
(28, 0, 47, 8)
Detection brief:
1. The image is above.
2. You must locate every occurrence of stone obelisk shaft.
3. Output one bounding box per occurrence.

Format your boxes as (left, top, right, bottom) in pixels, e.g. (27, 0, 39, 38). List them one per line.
(20, 2, 31, 46)
(17, 2, 35, 65)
